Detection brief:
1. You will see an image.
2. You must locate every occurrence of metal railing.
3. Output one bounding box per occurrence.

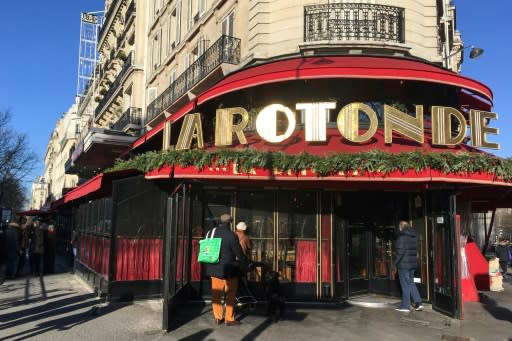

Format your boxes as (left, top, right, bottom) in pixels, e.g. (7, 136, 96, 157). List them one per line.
(95, 51, 134, 117)
(111, 107, 142, 131)
(146, 34, 241, 123)
(304, 3, 404, 43)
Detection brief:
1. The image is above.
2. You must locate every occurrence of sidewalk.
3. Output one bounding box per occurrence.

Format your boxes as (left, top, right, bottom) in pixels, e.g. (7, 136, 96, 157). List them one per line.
(1, 271, 511, 340)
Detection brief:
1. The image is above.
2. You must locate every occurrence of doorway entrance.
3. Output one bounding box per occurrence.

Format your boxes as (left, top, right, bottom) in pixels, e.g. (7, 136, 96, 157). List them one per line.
(334, 192, 410, 299)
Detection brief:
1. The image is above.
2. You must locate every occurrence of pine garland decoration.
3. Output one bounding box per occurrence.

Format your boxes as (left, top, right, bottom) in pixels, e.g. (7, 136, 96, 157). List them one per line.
(107, 148, 512, 181)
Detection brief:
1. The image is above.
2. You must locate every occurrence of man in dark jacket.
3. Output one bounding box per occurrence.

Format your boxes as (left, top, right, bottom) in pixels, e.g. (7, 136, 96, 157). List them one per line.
(495, 238, 509, 277)
(394, 221, 423, 312)
(205, 214, 248, 326)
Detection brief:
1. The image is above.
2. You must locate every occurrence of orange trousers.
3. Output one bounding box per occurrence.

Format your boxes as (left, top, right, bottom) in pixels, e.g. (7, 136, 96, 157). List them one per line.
(211, 276, 238, 322)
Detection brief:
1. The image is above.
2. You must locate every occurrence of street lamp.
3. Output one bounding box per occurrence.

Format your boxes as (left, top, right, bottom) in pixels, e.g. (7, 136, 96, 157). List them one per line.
(444, 45, 484, 69)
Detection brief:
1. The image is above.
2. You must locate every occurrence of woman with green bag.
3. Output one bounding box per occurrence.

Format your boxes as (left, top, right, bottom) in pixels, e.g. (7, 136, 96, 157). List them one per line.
(204, 214, 248, 326)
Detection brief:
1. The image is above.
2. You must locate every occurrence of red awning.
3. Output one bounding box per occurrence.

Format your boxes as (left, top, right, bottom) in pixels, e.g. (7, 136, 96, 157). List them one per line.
(64, 169, 140, 204)
(196, 56, 493, 105)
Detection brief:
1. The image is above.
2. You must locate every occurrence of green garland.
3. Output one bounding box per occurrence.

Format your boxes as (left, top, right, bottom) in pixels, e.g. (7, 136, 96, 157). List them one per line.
(107, 148, 512, 181)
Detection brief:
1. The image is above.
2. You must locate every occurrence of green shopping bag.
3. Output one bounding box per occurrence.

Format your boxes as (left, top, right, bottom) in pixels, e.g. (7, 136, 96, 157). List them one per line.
(198, 228, 222, 264)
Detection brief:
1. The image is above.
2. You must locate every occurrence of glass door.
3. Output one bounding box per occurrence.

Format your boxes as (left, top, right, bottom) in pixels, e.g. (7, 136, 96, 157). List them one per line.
(370, 225, 400, 295)
(431, 213, 458, 317)
(163, 183, 191, 331)
(430, 193, 459, 318)
(346, 225, 369, 295)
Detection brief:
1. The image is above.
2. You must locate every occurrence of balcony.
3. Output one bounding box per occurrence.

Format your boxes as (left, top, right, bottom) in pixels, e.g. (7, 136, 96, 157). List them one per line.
(146, 34, 241, 124)
(65, 127, 138, 177)
(304, 3, 404, 44)
(111, 107, 142, 133)
(95, 51, 134, 118)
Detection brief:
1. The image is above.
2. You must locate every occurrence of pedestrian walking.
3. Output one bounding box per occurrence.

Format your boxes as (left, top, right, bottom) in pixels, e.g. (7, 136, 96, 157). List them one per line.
(70, 229, 78, 273)
(30, 220, 45, 276)
(394, 220, 423, 312)
(16, 219, 30, 276)
(495, 238, 509, 278)
(44, 223, 56, 274)
(5, 222, 20, 279)
(205, 214, 248, 326)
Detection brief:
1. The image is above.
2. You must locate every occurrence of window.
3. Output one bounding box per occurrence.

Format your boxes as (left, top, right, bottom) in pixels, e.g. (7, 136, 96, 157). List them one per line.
(187, 0, 193, 30)
(222, 11, 234, 37)
(164, 19, 170, 57)
(147, 87, 157, 108)
(198, 0, 206, 16)
(151, 29, 162, 70)
(175, 1, 182, 45)
(166, 15, 173, 54)
(197, 36, 208, 56)
(170, 69, 176, 84)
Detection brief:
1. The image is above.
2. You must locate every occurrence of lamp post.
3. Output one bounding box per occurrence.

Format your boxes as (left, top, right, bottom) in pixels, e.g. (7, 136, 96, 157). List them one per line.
(443, 45, 484, 69)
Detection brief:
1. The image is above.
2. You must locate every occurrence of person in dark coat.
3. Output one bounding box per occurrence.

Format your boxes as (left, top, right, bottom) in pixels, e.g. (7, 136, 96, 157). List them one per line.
(205, 214, 248, 326)
(5, 222, 20, 279)
(30, 220, 45, 276)
(495, 238, 509, 277)
(394, 221, 423, 312)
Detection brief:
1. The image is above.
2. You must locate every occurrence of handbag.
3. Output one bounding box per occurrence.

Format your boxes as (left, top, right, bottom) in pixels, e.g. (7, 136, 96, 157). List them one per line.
(198, 228, 222, 264)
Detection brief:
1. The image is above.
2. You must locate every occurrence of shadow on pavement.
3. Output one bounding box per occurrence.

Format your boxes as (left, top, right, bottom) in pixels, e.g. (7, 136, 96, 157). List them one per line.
(479, 293, 512, 323)
(0, 293, 98, 327)
(167, 301, 211, 331)
(1, 301, 132, 341)
(177, 328, 215, 341)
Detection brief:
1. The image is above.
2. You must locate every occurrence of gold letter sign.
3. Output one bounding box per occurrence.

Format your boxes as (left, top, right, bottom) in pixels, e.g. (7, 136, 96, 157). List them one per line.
(175, 113, 204, 150)
(256, 104, 296, 143)
(337, 103, 378, 143)
(431, 106, 467, 146)
(384, 105, 424, 144)
(296, 102, 336, 142)
(469, 109, 499, 149)
(215, 107, 249, 146)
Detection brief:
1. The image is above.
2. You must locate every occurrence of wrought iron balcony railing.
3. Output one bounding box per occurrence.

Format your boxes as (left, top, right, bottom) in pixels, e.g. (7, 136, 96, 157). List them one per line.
(146, 34, 241, 123)
(111, 107, 142, 131)
(95, 51, 134, 117)
(304, 3, 404, 43)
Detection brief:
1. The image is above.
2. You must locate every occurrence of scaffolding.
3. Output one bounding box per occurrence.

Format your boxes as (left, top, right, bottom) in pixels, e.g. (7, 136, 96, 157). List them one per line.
(77, 11, 103, 97)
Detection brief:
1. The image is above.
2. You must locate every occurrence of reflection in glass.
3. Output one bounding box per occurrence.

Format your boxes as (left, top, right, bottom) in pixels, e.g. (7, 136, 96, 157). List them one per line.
(277, 191, 317, 284)
(236, 191, 274, 281)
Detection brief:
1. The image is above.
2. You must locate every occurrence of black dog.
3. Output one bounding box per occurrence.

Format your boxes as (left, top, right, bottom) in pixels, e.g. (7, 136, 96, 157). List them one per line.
(263, 270, 286, 322)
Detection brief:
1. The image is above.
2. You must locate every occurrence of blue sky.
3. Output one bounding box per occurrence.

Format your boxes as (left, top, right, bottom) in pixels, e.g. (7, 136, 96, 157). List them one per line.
(0, 1, 104, 192)
(0, 1, 511, 197)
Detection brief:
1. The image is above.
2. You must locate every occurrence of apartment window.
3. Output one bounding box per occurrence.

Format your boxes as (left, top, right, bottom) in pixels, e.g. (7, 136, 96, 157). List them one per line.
(222, 11, 234, 37)
(187, 0, 193, 30)
(195, 36, 208, 57)
(175, 1, 182, 45)
(170, 69, 176, 84)
(166, 15, 173, 55)
(198, 0, 206, 16)
(184, 54, 190, 70)
(151, 29, 162, 70)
